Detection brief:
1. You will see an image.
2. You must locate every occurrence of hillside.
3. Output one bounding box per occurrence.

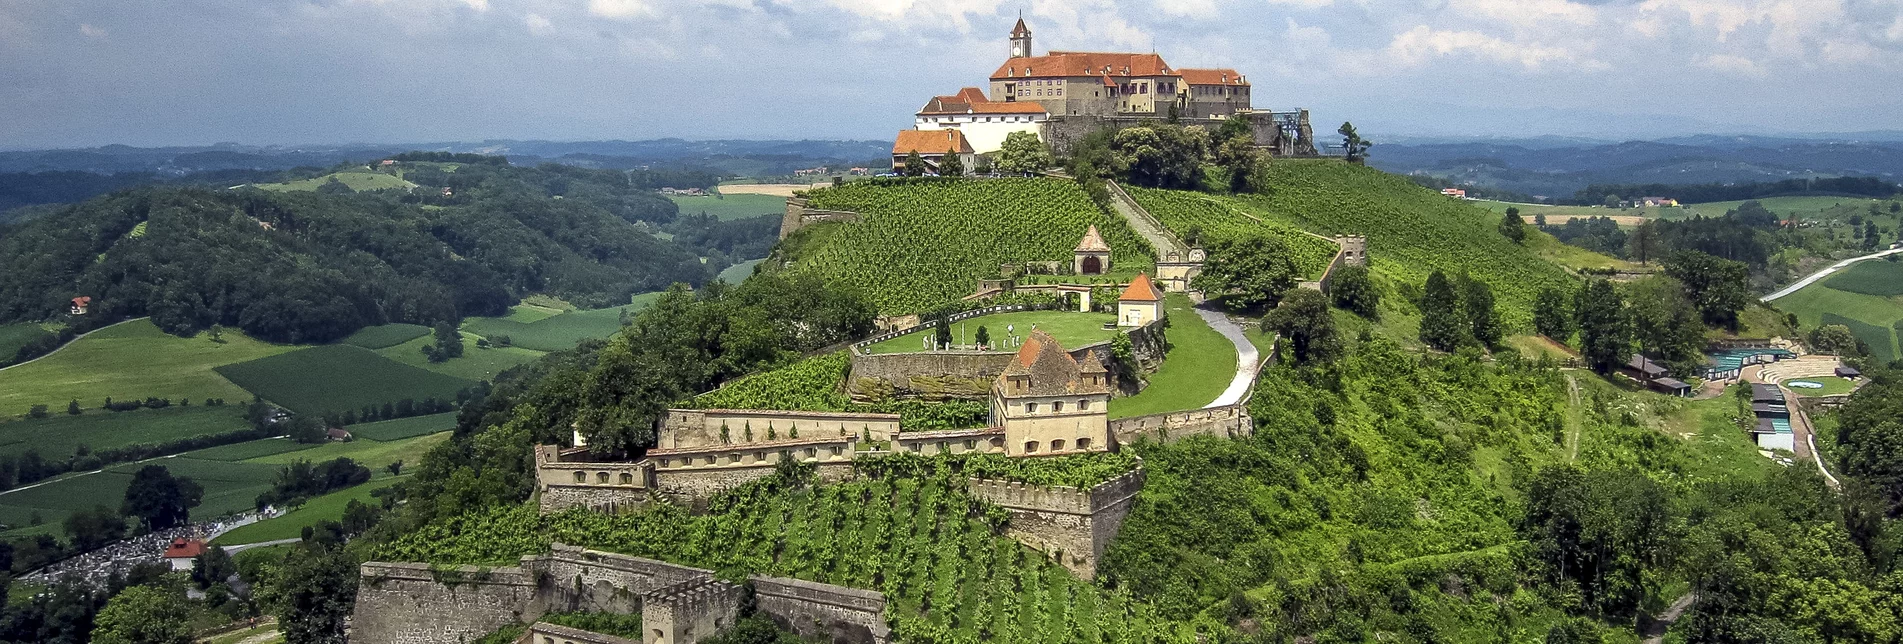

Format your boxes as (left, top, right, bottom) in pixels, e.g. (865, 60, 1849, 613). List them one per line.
(0, 160, 738, 344)
(788, 178, 1154, 314)
(1774, 259, 1903, 361)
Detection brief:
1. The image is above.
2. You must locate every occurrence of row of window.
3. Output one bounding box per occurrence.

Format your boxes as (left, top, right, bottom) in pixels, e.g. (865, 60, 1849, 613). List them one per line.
(657, 445, 847, 469)
(1023, 437, 1092, 453)
(904, 436, 1006, 454)
(1022, 399, 1093, 414)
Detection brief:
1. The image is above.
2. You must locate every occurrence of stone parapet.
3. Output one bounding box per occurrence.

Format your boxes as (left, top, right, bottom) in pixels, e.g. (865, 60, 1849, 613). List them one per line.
(750, 575, 890, 644)
(521, 622, 642, 644)
(1108, 404, 1251, 445)
(353, 561, 543, 644)
(660, 409, 899, 449)
(643, 578, 744, 644)
(966, 464, 1145, 578)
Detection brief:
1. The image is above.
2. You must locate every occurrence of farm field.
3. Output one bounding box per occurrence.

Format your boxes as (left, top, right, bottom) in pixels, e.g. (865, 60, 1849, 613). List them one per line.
(860, 310, 1117, 354)
(0, 319, 294, 418)
(214, 476, 405, 545)
(717, 258, 764, 284)
(1774, 278, 1902, 362)
(712, 182, 829, 197)
(0, 405, 250, 461)
(375, 331, 544, 381)
(252, 170, 414, 192)
(1224, 161, 1574, 328)
(1125, 185, 1338, 279)
(795, 178, 1155, 314)
(215, 345, 476, 416)
(666, 193, 786, 221)
(185, 437, 317, 461)
(1108, 295, 1236, 419)
(349, 412, 457, 441)
(0, 322, 53, 361)
(1478, 195, 1892, 225)
(0, 457, 281, 537)
(460, 295, 655, 352)
(244, 431, 451, 472)
(1822, 259, 1903, 296)
(340, 324, 431, 350)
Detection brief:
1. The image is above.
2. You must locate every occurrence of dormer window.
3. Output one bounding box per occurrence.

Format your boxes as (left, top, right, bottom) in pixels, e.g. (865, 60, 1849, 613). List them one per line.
(1052, 401, 1064, 413)
(1026, 402, 1039, 413)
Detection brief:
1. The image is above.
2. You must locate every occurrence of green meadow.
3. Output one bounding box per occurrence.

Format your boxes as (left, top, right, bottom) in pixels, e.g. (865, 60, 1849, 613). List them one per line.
(340, 324, 431, 350)
(1776, 270, 1903, 362)
(375, 331, 544, 381)
(0, 319, 294, 418)
(215, 345, 475, 415)
(1108, 295, 1238, 419)
(0, 323, 54, 362)
(214, 476, 406, 545)
(349, 412, 457, 442)
(460, 294, 656, 352)
(667, 192, 786, 221)
(860, 310, 1118, 354)
(253, 171, 414, 193)
(0, 405, 251, 461)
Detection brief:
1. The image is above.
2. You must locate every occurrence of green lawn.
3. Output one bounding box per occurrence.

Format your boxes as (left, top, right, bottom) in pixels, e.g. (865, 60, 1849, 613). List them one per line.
(215, 345, 476, 416)
(253, 171, 414, 193)
(1781, 377, 1859, 396)
(350, 412, 457, 441)
(186, 437, 319, 461)
(375, 331, 544, 381)
(0, 323, 54, 362)
(0, 405, 251, 461)
(718, 259, 765, 284)
(244, 431, 451, 473)
(0, 319, 295, 418)
(214, 476, 405, 545)
(340, 324, 431, 350)
(861, 310, 1118, 354)
(460, 296, 656, 352)
(1774, 281, 1901, 362)
(668, 192, 787, 221)
(1822, 259, 1903, 296)
(0, 457, 280, 536)
(1108, 295, 1238, 419)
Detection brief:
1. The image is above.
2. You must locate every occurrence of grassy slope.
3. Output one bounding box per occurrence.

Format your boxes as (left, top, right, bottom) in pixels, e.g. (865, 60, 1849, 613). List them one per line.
(1236, 161, 1575, 328)
(0, 319, 294, 417)
(795, 178, 1155, 315)
(1125, 186, 1338, 279)
(375, 332, 544, 381)
(717, 259, 764, 284)
(0, 323, 53, 361)
(667, 193, 786, 221)
(1774, 281, 1901, 360)
(214, 476, 406, 545)
(350, 412, 458, 441)
(861, 310, 1117, 354)
(254, 171, 414, 192)
(340, 324, 431, 350)
(244, 431, 450, 472)
(0, 405, 250, 461)
(1108, 295, 1236, 419)
(461, 296, 655, 352)
(215, 345, 476, 415)
(1474, 195, 1886, 223)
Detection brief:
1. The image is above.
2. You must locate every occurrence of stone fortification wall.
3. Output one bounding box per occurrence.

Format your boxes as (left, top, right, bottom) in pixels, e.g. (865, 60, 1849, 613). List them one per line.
(751, 575, 890, 644)
(535, 445, 655, 514)
(1108, 404, 1251, 445)
(778, 197, 861, 240)
(523, 622, 641, 644)
(660, 409, 900, 448)
(643, 578, 744, 644)
(1043, 112, 1312, 158)
(353, 561, 544, 644)
(966, 466, 1146, 578)
(847, 351, 1013, 401)
(653, 462, 856, 509)
(356, 545, 891, 644)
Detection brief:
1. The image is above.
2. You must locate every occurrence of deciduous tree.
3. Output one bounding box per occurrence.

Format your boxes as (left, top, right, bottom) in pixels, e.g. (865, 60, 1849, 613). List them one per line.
(1533, 287, 1573, 340)
(1262, 288, 1340, 364)
(90, 585, 192, 644)
(122, 465, 203, 531)
(1327, 264, 1379, 319)
(994, 132, 1051, 175)
(1574, 279, 1630, 374)
(1418, 270, 1467, 352)
(1191, 233, 1299, 311)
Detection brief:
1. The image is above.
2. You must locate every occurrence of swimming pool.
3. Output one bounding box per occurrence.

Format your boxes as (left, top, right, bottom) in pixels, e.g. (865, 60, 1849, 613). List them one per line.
(1767, 417, 1792, 433)
(1707, 348, 1796, 372)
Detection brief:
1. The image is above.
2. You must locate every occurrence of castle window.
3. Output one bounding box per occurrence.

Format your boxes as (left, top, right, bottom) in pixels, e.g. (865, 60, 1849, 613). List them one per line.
(729, 453, 741, 464)
(660, 458, 671, 468)
(804, 448, 816, 459)
(1077, 437, 1092, 450)
(1051, 439, 1066, 451)
(1052, 401, 1064, 412)
(830, 446, 842, 457)
(1026, 402, 1039, 413)
(908, 442, 920, 452)
(964, 439, 976, 450)
(936, 441, 947, 454)
(1078, 399, 1091, 411)
(596, 472, 609, 483)
(991, 437, 1005, 449)
(573, 471, 586, 483)
(620, 473, 633, 485)
(705, 455, 716, 465)
(755, 452, 766, 462)
(1024, 441, 1039, 453)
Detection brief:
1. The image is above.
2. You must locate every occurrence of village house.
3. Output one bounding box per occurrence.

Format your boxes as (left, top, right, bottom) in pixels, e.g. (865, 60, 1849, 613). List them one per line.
(162, 538, 204, 572)
(1117, 274, 1165, 327)
(1619, 353, 1691, 397)
(891, 130, 977, 174)
(70, 296, 91, 315)
(989, 330, 1112, 456)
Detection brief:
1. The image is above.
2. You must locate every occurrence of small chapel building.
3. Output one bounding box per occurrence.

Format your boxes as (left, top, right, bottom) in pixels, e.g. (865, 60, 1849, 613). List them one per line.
(1117, 273, 1164, 327)
(990, 330, 1112, 457)
(1074, 225, 1111, 275)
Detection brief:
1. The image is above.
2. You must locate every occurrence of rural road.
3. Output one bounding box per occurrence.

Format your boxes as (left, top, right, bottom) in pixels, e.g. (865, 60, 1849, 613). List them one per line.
(0, 316, 146, 373)
(1196, 306, 1260, 408)
(1761, 248, 1903, 302)
(1641, 593, 1698, 644)
(222, 538, 301, 554)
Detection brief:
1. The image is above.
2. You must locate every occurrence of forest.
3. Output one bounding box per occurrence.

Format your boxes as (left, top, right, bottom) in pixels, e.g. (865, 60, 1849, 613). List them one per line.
(0, 157, 769, 344)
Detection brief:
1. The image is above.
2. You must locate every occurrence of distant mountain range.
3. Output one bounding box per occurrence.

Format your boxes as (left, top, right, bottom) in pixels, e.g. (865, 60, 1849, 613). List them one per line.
(0, 139, 892, 176)
(1366, 134, 1903, 200)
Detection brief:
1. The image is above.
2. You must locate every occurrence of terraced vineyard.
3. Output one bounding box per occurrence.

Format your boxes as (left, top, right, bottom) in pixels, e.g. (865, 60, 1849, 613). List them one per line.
(1125, 186, 1338, 279)
(1228, 160, 1575, 327)
(377, 464, 1186, 643)
(796, 178, 1154, 314)
(690, 352, 987, 430)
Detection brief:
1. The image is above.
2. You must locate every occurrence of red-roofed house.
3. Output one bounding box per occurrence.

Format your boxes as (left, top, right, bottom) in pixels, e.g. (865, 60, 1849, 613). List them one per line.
(1177, 68, 1251, 118)
(892, 130, 976, 174)
(162, 538, 205, 571)
(914, 87, 1048, 154)
(1118, 274, 1165, 327)
(990, 330, 1111, 456)
(69, 296, 91, 315)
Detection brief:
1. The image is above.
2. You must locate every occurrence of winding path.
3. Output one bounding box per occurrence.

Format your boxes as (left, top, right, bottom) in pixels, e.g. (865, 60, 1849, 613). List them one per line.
(1195, 306, 1261, 408)
(1761, 248, 1903, 302)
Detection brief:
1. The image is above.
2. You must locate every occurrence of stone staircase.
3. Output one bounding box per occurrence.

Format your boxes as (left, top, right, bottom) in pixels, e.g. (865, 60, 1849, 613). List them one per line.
(1103, 181, 1188, 259)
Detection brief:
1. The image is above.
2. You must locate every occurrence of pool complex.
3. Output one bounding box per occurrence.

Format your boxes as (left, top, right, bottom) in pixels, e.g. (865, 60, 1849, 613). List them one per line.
(1766, 417, 1792, 433)
(1707, 348, 1796, 371)
(1787, 380, 1825, 389)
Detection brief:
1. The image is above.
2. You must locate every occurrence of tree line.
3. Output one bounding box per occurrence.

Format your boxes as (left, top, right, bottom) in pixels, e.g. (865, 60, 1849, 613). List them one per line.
(1573, 176, 1901, 205)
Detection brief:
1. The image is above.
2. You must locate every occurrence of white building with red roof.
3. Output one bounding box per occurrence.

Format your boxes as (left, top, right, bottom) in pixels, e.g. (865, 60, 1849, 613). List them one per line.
(162, 538, 205, 571)
(1117, 273, 1165, 327)
(913, 87, 1048, 154)
(891, 130, 976, 174)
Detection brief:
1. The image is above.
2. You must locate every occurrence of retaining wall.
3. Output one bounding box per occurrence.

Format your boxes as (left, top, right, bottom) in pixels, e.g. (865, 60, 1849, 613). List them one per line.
(1108, 404, 1251, 444)
(778, 197, 860, 239)
(643, 578, 745, 644)
(966, 466, 1146, 578)
(752, 575, 890, 644)
(522, 622, 641, 644)
(659, 409, 901, 448)
(353, 561, 544, 644)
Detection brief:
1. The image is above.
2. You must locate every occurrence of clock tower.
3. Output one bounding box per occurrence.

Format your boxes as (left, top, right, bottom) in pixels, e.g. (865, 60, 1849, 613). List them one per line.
(1009, 17, 1033, 58)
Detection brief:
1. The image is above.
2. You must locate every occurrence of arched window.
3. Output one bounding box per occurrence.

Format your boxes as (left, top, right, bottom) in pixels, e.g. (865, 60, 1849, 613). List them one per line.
(619, 472, 634, 485)
(573, 471, 586, 483)
(1052, 401, 1064, 413)
(596, 472, 609, 484)
(1026, 402, 1040, 414)
(1078, 399, 1091, 410)
(1076, 437, 1092, 450)
(990, 437, 1005, 450)
(1024, 441, 1040, 453)
(1051, 439, 1066, 451)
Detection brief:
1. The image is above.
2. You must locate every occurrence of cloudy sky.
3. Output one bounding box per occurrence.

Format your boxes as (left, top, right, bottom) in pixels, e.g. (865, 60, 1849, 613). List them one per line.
(2, 0, 1901, 148)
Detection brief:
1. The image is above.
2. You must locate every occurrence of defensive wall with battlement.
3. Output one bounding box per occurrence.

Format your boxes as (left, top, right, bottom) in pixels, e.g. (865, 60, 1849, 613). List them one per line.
(1108, 403, 1251, 445)
(846, 317, 1165, 401)
(778, 197, 860, 240)
(354, 545, 890, 644)
(966, 465, 1146, 578)
(658, 409, 901, 449)
(521, 621, 640, 644)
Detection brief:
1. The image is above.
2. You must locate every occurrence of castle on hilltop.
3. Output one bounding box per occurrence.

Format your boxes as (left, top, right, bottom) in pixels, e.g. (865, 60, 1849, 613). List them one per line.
(895, 17, 1316, 170)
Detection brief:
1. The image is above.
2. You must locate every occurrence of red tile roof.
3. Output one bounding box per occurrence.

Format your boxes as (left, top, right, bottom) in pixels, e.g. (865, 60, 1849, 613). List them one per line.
(1178, 68, 1248, 86)
(998, 330, 1110, 396)
(893, 130, 974, 156)
(1010, 17, 1031, 38)
(1075, 225, 1110, 252)
(916, 89, 1048, 115)
(71, 296, 91, 306)
(991, 52, 1178, 80)
(163, 538, 204, 559)
(1119, 273, 1164, 302)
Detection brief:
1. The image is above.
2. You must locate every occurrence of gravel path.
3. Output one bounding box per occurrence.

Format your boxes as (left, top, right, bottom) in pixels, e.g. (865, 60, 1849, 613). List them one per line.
(1196, 306, 1260, 408)
(1761, 248, 1903, 302)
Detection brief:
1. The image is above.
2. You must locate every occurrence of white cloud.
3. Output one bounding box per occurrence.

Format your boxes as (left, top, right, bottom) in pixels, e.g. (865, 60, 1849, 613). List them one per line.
(1697, 52, 1767, 75)
(524, 12, 553, 36)
(1263, 0, 1338, 8)
(1888, 16, 1902, 41)
(78, 23, 106, 39)
(1382, 25, 1596, 70)
(1156, 0, 1218, 19)
(1448, 0, 1597, 32)
(458, 0, 488, 11)
(588, 0, 656, 19)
